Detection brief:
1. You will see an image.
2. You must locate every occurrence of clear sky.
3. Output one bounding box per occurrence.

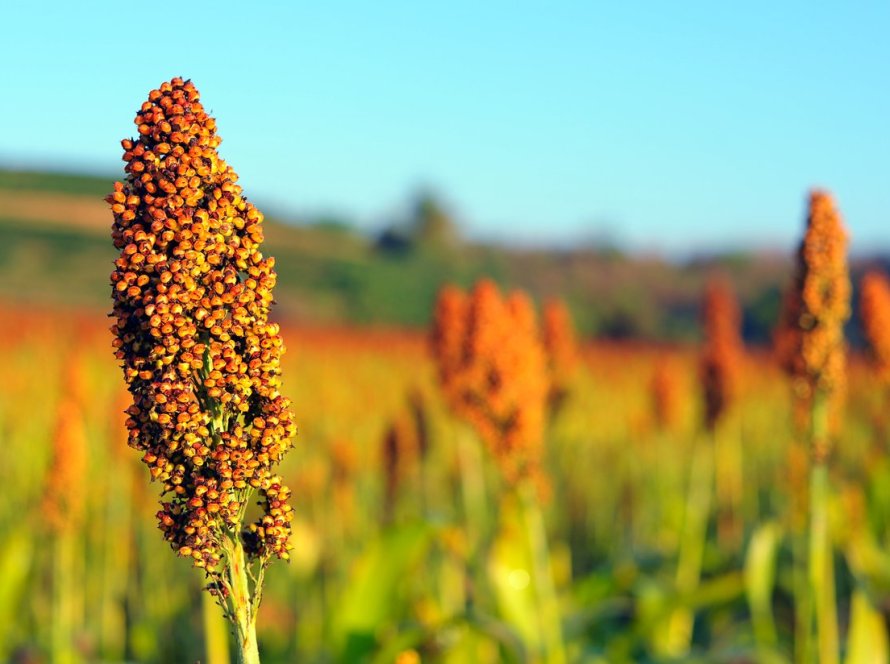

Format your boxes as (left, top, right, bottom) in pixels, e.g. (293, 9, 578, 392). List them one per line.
(2, 2, 887, 254)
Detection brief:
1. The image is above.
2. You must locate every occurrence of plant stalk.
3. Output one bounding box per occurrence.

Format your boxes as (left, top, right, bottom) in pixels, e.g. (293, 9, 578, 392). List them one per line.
(52, 531, 77, 664)
(519, 480, 567, 664)
(662, 432, 714, 656)
(808, 391, 838, 664)
(224, 534, 260, 664)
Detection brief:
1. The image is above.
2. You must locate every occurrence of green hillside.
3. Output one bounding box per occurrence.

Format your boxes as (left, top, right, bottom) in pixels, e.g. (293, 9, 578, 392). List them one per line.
(0, 169, 113, 198)
(0, 167, 858, 343)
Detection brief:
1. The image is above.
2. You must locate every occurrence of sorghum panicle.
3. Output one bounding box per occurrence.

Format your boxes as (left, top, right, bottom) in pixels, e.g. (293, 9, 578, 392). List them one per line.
(107, 77, 296, 572)
(700, 278, 743, 430)
(431, 280, 549, 484)
(42, 395, 88, 534)
(542, 297, 578, 409)
(859, 271, 890, 383)
(651, 355, 684, 434)
(380, 412, 419, 520)
(777, 191, 850, 401)
(430, 285, 469, 406)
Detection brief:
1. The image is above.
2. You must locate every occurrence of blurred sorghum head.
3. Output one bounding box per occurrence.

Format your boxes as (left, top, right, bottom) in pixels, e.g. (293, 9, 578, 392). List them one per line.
(431, 280, 549, 484)
(777, 190, 850, 402)
(859, 271, 890, 383)
(542, 297, 578, 409)
(700, 278, 743, 430)
(42, 394, 87, 534)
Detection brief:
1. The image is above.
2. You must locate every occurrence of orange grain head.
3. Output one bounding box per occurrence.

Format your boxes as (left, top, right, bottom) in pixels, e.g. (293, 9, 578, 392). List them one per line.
(782, 191, 850, 388)
(109, 77, 296, 568)
(859, 270, 890, 383)
(776, 190, 850, 443)
(380, 411, 420, 518)
(542, 297, 578, 407)
(42, 397, 88, 534)
(430, 285, 468, 408)
(700, 278, 743, 430)
(651, 355, 684, 434)
(430, 279, 549, 485)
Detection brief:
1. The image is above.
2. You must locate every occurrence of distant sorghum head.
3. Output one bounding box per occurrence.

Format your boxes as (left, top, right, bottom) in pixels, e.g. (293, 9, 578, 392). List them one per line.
(380, 411, 419, 521)
(107, 77, 296, 570)
(651, 354, 684, 434)
(430, 285, 468, 405)
(431, 280, 549, 484)
(700, 278, 743, 430)
(542, 298, 578, 411)
(859, 271, 890, 383)
(776, 190, 850, 405)
(42, 395, 88, 534)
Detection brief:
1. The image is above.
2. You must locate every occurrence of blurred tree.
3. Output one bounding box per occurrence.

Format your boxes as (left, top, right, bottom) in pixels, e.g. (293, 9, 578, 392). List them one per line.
(410, 192, 461, 250)
(375, 191, 461, 256)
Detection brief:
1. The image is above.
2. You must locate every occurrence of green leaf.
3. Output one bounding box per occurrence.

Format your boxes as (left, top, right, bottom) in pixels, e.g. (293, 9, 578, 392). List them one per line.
(333, 522, 431, 663)
(845, 588, 888, 664)
(0, 532, 32, 658)
(744, 521, 781, 647)
(488, 493, 540, 653)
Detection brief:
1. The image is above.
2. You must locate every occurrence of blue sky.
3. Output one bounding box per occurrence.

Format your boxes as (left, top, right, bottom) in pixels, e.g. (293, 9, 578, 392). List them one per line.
(1, 2, 888, 254)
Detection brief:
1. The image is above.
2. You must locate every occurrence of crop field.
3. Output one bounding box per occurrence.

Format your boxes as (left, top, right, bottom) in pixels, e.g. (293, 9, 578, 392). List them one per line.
(2, 297, 889, 663)
(0, 31, 886, 661)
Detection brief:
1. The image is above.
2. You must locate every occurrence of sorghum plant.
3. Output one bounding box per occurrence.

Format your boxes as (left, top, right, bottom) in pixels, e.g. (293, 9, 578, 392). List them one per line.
(778, 191, 850, 438)
(779, 190, 850, 664)
(859, 271, 890, 384)
(650, 356, 684, 434)
(541, 297, 578, 417)
(700, 278, 743, 432)
(380, 411, 419, 524)
(43, 385, 88, 664)
(107, 77, 296, 663)
(431, 281, 565, 663)
(43, 397, 87, 534)
(701, 278, 745, 546)
(431, 279, 548, 485)
(660, 279, 744, 656)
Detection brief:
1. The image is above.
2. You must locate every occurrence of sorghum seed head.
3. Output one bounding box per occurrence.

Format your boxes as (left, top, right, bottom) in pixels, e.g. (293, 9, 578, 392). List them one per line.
(108, 77, 296, 569)
(699, 278, 743, 430)
(430, 280, 549, 484)
(542, 297, 578, 410)
(651, 354, 684, 434)
(42, 395, 88, 534)
(776, 191, 850, 402)
(859, 270, 890, 383)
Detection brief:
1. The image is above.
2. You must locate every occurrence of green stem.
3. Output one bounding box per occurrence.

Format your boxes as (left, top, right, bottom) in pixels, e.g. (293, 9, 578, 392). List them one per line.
(52, 531, 77, 664)
(662, 432, 714, 656)
(808, 391, 838, 664)
(224, 534, 260, 664)
(793, 522, 812, 664)
(100, 459, 130, 660)
(715, 418, 743, 551)
(518, 481, 566, 664)
(809, 462, 837, 664)
(457, 429, 488, 609)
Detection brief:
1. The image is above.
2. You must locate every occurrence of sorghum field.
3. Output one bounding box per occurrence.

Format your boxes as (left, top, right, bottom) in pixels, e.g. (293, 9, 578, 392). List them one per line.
(1, 63, 886, 664)
(3, 285, 890, 662)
